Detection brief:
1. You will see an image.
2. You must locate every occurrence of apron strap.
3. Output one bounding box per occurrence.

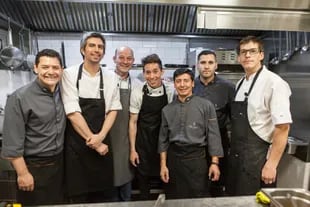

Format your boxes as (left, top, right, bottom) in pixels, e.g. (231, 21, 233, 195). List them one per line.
(76, 63, 104, 99)
(236, 67, 263, 101)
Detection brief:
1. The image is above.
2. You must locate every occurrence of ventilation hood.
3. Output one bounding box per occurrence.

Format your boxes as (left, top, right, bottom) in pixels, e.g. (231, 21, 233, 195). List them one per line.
(0, 0, 310, 36)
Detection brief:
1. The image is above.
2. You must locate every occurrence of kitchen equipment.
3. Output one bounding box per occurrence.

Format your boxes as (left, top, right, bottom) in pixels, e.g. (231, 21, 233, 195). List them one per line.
(153, 194, 165, 207)
(300, 32, 309, 54)
(0, 19, 24, 70)
(261, 188, 310, 207)
(0, 105, 3, 135)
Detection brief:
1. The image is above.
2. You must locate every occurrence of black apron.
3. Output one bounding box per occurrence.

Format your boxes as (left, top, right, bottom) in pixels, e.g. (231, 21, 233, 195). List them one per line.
(17, 153, 64, 206)
(110, 78, 134, 186)
(65, 64, 114, 197)
(227, 68, 271, 196)
(165, 143, 208, 199)
(136, 84, 168, 176)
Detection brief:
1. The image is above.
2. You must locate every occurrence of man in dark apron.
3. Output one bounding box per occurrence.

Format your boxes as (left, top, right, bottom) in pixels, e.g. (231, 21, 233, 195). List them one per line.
(226, 36, 292, 196)
(129, 54, 174, 200)
(158, 68, 224, 199)
(193, 50, 235, 196)
(109, 46, 136, 201)
(1, 49, 65, 206)
(60, 32, 122, 203)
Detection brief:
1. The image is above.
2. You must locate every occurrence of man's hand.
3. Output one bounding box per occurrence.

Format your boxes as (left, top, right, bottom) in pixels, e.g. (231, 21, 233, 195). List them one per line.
(17, 171, 34, 191)
(130, 150, 139, 167)
(160, 165, 169, 183)
(208, 164, 220, 181)
(95, 143, 109, 156)
(261, 162, 277, 184)
(86, 134, 104, 149)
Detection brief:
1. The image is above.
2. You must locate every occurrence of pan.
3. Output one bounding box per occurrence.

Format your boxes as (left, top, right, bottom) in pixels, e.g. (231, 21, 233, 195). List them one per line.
(0, 20, 24, 70)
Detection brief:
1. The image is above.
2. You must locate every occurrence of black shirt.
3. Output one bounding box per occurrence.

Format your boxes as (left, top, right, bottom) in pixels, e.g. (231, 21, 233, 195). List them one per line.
(1, 78, 66, 157)
(158, 95, 223, 157)
(193, 75, 235, 129)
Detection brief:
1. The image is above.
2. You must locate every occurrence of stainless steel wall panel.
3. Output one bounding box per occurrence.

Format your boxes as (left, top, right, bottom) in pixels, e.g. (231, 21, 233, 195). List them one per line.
(197, 7, 310, 32)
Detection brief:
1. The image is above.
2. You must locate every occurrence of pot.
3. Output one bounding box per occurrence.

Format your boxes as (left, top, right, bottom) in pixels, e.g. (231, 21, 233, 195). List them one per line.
(0, 21, 24, 70)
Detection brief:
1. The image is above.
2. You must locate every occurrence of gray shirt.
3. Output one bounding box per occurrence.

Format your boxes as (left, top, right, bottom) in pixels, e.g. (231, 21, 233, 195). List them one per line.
(158, 95, 223, 157)
(1, 78, 66, 158)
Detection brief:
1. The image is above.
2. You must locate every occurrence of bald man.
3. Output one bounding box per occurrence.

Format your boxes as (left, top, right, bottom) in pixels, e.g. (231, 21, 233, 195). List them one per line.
(109, 46, 140, 201)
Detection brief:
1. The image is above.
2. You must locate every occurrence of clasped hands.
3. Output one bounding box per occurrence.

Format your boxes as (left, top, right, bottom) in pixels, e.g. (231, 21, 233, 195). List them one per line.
(86, 134, 108, 156)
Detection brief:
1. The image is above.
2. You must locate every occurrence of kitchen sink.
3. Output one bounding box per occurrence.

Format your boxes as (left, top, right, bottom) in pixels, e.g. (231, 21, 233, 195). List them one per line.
(262, 188, 310, 207)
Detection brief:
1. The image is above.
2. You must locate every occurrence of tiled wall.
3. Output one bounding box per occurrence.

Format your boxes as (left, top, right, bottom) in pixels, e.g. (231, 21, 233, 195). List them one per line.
(36, 33, 189, 69)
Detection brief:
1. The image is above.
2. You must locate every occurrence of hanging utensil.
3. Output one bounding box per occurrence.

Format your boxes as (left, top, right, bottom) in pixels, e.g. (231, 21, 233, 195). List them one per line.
(26, 30, 35, 70)
(270, 31, 281, 65)
(0, 18, 25, 70)
(300, 32, 309, 54)
(281, 31, 291, 61)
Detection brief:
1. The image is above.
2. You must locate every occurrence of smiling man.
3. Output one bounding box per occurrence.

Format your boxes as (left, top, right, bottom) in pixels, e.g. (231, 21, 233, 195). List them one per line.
(158, 68, 223, 199)
(1, 49, 65, 205)
(226, 36, 292, 196)
(61, 32, 121, 203)
(109, 46, 138, 201)
(129, 54, 174, 200)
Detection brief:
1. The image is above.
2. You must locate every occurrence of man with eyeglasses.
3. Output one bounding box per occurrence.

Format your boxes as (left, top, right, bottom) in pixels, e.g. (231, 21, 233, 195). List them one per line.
(193, 50, 235, 196)
(226, 36, 292, 196)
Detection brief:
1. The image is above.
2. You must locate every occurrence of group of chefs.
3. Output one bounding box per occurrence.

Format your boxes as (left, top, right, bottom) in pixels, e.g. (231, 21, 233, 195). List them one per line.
(1, 32, 292, 206)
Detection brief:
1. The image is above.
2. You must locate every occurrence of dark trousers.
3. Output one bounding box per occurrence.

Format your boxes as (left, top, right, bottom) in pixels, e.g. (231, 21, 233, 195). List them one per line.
(17, 153, 64, 206)
(136, 171, 161, 200)
(115, 181, 132, 201)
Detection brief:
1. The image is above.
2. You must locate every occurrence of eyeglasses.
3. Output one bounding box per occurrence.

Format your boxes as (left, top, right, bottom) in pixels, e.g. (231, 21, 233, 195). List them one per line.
(239, 48, 261, 56)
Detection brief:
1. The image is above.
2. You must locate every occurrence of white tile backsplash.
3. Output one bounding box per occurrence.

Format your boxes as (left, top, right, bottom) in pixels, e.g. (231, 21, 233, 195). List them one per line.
(35, 34, 188, 68)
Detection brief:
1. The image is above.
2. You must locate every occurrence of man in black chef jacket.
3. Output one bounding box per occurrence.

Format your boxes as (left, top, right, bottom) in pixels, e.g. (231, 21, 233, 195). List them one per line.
(226, 36, 292, 195)
(129, 54, 175, 200)
(193, 50, 235, 196)
(61, 32, 121, 203)
(158, 68, 224, 199)
(1, 49, 65, 205)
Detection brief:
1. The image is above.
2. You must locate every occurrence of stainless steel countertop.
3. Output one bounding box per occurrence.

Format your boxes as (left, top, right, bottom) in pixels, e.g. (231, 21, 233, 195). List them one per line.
(30, 196, 263, 207)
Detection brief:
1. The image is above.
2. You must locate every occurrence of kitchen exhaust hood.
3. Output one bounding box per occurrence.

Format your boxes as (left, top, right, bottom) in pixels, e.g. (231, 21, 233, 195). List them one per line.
(197, 7, 310, 32)
(1, 0, 310, 35)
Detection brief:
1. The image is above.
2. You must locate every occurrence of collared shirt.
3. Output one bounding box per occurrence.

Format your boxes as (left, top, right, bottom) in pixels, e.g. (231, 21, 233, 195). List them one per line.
(158, 95, 224, 157)
(1, 79, 66, 158)
(129, 81, 175, 114)
(60, 64, 122, 115)
(193, 74, 235, 129)
(234, 66, 292, 143)
(114, 71, 142, 91)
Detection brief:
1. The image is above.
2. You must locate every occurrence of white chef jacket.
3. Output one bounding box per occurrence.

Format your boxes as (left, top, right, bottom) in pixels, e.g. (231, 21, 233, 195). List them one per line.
(234, 66, 292, 143)
(130, 81, 175, 114)
(61, 64, 122, 115)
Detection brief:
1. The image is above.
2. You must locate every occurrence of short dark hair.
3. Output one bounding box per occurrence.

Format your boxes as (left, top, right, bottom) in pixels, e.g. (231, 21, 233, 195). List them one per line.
(80, 32, 106, 58)
(141, 54, 162, 72)
(197, 50, 217, 61)
(35, 49, 63, 67)
(173, 68, 194, 81)
(237, 35, 264, 54)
